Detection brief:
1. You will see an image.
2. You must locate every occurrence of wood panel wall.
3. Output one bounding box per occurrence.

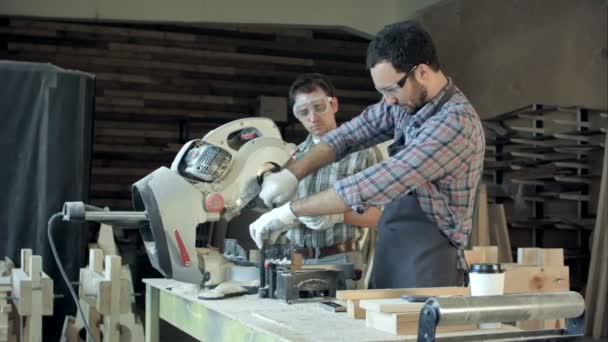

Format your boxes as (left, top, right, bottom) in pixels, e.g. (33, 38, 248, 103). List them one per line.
(1, 17, 378, 209)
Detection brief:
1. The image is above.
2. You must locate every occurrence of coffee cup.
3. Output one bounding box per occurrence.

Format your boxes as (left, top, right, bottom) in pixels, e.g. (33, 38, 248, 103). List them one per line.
(469, 263, 505, 329)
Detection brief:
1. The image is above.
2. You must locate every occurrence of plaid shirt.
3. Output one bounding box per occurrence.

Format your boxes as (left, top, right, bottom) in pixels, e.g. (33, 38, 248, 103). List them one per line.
(322, 79, 485, 263)
(286, 135, 382, 248)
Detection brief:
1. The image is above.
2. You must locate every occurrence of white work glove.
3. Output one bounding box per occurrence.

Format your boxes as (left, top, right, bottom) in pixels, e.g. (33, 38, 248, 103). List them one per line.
(299, 213, 344, 231)
(249, 202, 298, 249)
(258, 169, 299, 208)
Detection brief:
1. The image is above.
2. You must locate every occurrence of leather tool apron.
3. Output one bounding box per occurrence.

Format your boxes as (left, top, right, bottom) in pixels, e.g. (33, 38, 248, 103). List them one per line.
(369, 84, 464, 289)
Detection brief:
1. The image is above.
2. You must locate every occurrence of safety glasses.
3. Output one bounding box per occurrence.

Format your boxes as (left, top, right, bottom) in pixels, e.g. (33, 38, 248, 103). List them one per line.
(293, 96, 334, 120)
(376, 64, 418, 96)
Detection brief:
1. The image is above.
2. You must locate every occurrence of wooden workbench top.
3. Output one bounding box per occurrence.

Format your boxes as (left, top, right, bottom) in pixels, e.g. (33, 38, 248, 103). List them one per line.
(143, 278, 521, 342)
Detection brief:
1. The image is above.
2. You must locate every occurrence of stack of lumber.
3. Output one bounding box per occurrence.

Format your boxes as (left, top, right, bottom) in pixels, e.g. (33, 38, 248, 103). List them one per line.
(337, 246, 569, 336)
(338, 287, 477, 335)
(482, 104, 607, 289)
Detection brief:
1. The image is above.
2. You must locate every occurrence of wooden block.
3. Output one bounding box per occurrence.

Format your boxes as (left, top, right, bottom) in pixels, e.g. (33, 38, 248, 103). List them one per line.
(488, 204, 513, 263)
(517, 248, 564, 267)
(97, 225, 118, 256)
(517, 318, 565, 331)
(20, 250, 32, 275)
(366, 310, 475, 335)
(337, 287, 468, 301)
(464, 249, 483, 265)
(517, 248, 542, 266)
(504, 266, 569, 294)
(290, 251, 303, 271)
(471, 184, 491, 246)
(41, 276, 53, 315)
(346, 300, 366, 319)
(27, 256, 42, 282)
(11, 270, 32, 315)
(359, 299, 424, 313)
(89, 249, 104, 273)
(539, 249, 564, 267)
(103, 255, 121, 342)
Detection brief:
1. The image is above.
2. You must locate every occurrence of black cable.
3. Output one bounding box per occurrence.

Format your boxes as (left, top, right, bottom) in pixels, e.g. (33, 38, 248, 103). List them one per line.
(47, 213, 96, 342)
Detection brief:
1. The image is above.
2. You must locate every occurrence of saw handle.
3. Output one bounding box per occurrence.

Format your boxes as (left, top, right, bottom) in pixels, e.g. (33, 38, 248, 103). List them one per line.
(256, 162, 282, 186)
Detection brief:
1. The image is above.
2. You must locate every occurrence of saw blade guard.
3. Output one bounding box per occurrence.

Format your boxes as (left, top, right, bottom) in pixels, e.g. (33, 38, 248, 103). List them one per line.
(133, 118, 295, 284)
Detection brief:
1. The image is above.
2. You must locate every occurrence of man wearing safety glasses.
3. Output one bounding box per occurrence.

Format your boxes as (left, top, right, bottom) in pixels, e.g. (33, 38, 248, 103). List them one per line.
(250, 73, 383, 289)
(251, 21, 485, 288)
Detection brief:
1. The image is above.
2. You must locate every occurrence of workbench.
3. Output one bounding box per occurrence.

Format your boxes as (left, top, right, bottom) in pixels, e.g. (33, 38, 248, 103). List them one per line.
(143, 278, 523, 342)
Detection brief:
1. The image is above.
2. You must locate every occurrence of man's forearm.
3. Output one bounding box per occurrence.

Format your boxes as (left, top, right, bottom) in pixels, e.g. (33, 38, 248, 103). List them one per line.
(290, 187, 350, 216)
(287, 142, 336, 180)
(344, 207, 381, 229)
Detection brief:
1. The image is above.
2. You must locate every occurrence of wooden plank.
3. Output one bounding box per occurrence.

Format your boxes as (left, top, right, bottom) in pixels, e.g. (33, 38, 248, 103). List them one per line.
(102, 255, 121, 342)
(471, 184, 490, 246)
(488, 205, 513, 263)
(472, 246, 498, 263)
(464, 249, 483, 265)
(503, 266, 569, 294)
(365, 310, 475, 335)
(517, 248, 542, 266)
(97, 225, 118, 257)
(145, 284, 160, 342)
(359, 299, 424, 313)
(337, 287, 468, 301)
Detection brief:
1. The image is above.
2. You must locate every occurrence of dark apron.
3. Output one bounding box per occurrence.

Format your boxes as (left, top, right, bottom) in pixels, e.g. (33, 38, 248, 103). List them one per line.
(369, 85, 464, 289)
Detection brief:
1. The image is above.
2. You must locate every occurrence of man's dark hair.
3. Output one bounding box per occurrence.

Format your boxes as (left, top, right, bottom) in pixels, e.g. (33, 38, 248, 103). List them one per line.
(288, 73, 337, 106)
(366, 20, 440, 73)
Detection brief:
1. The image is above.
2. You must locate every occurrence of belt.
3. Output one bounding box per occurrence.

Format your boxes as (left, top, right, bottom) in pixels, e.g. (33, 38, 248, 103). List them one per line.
(294, 240, 358, 259)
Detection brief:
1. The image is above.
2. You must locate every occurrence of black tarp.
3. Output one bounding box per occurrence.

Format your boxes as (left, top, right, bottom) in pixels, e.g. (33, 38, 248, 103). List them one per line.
(0, 60, 95, 339)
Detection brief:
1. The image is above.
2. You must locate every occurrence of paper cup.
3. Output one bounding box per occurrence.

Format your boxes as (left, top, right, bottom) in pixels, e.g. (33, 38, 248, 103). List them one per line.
(469, 263, 505, 329)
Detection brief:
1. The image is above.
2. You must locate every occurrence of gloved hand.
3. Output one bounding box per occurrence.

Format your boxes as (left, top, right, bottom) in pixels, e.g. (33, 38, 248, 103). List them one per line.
(249, 202, 298, 249)
(299, 213, 344, 230)
(258, 169, 299, 208)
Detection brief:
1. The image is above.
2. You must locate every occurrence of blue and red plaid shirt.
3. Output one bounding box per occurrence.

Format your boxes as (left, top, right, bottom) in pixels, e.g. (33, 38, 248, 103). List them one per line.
(322, 79, 485, 257)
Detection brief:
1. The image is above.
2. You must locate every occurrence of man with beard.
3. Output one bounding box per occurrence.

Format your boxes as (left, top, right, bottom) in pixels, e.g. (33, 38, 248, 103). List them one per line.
(250, 20, 485, 288)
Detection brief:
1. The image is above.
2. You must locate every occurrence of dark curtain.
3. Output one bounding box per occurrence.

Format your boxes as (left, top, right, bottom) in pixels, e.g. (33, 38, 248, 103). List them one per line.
(0, 61, 94, 339)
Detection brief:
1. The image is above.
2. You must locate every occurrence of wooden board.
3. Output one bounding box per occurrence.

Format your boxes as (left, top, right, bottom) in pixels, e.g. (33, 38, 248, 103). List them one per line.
(359, 299, 424, 314)
(366, 310, 476, 335)
(488, 205, 513, 263)
(517, 248, 564, 267)
(337, 287, 469, 301)
(471, 184, 490, 246)
(503, 266, 569, 294)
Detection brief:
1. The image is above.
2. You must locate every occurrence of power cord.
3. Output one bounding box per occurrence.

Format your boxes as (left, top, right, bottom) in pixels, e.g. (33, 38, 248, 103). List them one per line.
(47, 212, 96, 342)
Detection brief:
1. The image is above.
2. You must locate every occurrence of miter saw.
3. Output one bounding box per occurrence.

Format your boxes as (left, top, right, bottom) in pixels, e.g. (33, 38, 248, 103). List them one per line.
(58, 118, 296, 286)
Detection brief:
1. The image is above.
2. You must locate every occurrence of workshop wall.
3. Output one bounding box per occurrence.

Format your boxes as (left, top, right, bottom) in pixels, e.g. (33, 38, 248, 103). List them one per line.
(417, 0, 608, 119)
(0, 0, 442, 36)
(0, 16, 377, 209)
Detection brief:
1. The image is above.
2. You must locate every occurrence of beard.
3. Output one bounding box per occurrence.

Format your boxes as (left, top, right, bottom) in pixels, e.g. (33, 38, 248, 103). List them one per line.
(399, 79, 428, 113)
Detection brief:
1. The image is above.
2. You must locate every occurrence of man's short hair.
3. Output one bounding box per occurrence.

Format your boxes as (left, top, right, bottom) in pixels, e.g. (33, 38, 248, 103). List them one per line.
(366, 20, 440, 73)
(288, 73, 337, 106)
